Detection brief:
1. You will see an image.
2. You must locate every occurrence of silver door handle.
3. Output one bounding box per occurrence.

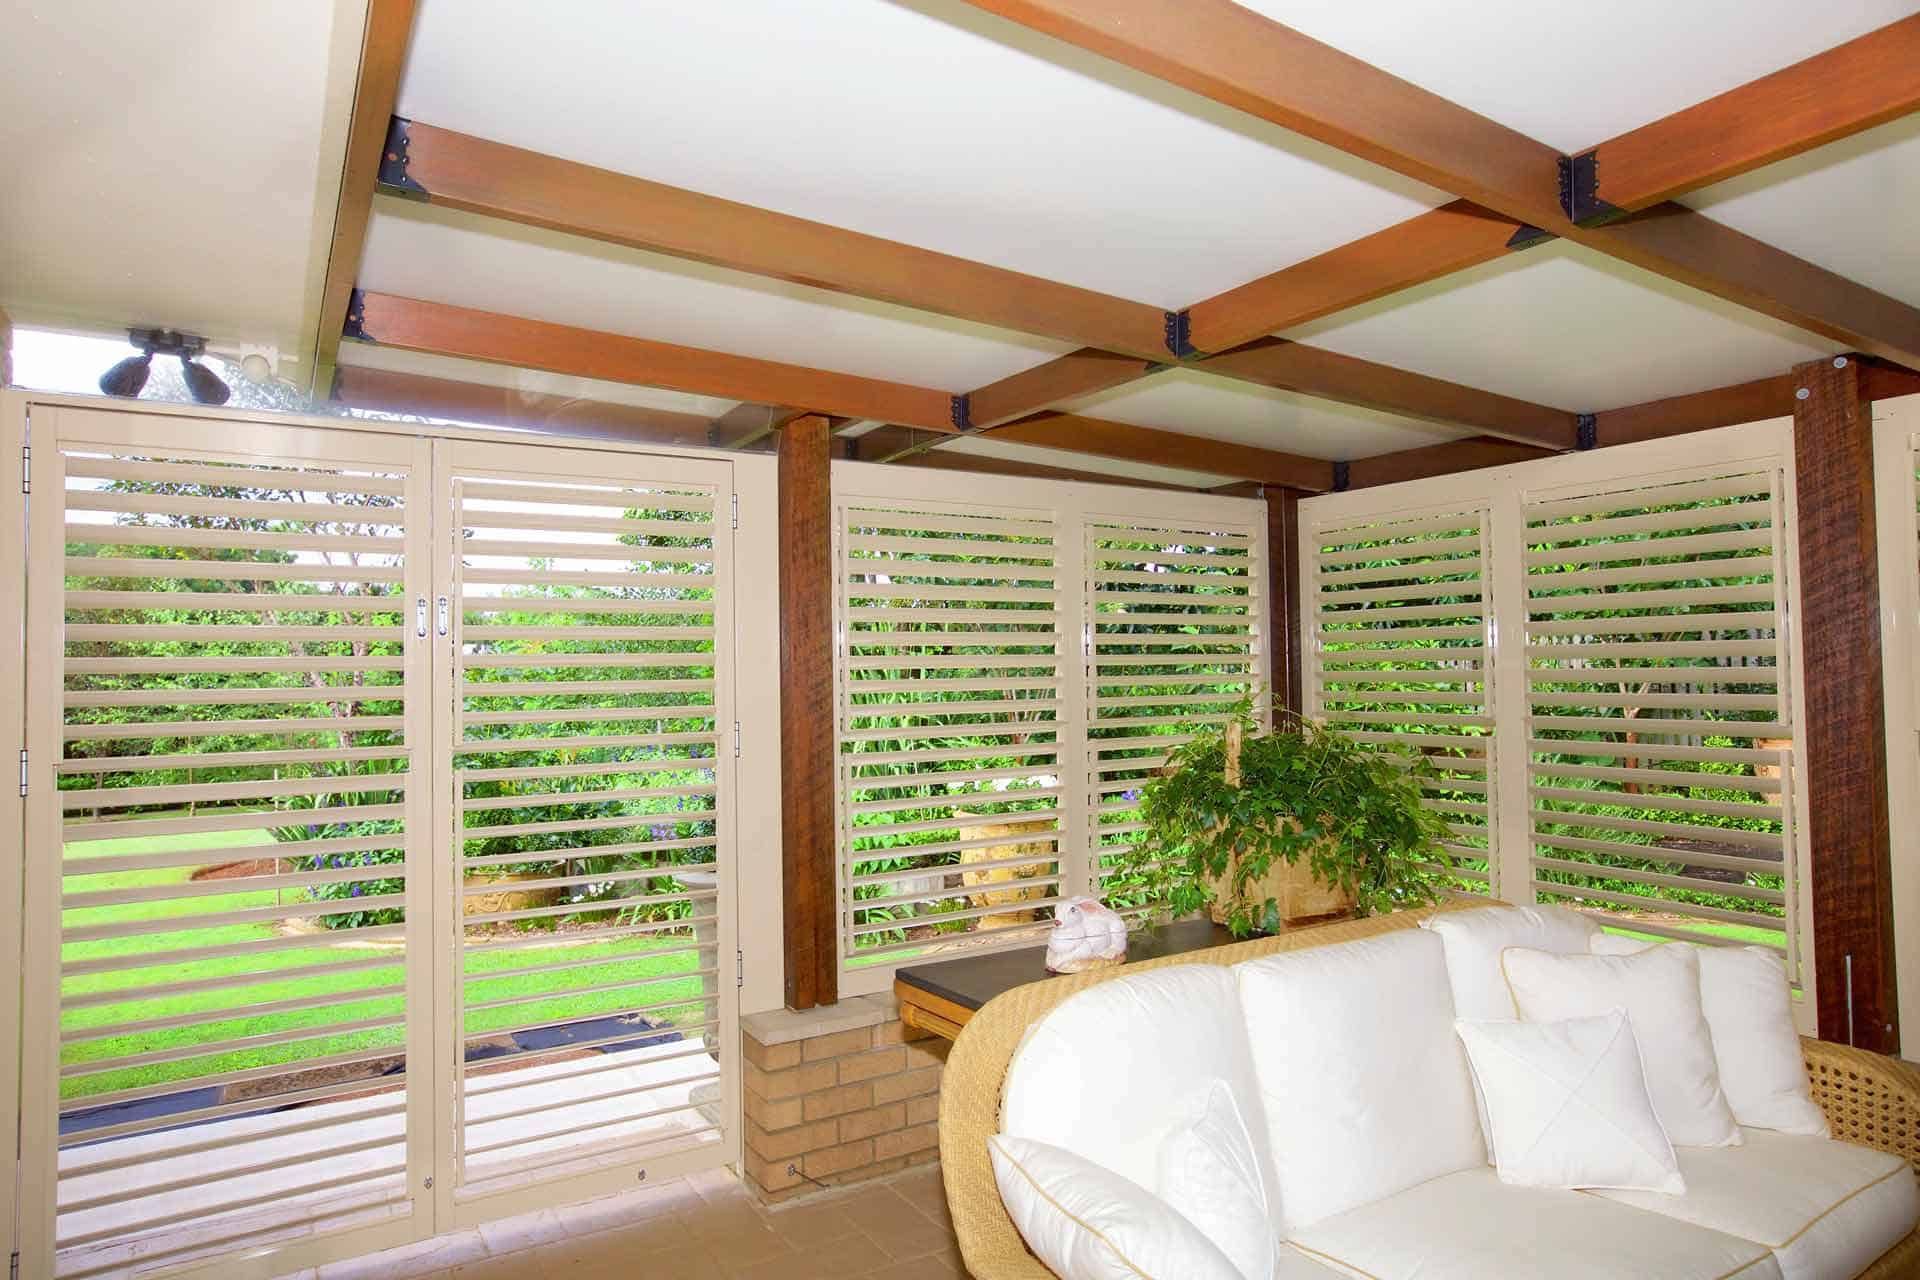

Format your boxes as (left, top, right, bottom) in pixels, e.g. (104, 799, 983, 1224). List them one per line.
(437, 596, 451, 637)
(415, 597, 428, 639)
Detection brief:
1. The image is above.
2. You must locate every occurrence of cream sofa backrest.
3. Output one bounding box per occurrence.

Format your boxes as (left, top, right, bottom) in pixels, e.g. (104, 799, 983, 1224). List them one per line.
(999, 963, 1276, 1199)
(1233, 927, 1486, 1230)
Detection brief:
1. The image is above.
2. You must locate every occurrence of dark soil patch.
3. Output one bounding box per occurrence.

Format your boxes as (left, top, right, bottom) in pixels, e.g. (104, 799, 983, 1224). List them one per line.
(191, 857, 287, 882)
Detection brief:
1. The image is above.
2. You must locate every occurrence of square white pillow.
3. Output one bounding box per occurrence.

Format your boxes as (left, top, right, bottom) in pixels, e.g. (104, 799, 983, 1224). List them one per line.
(1235, 928, 1485, 1230)
(1455, 1011, 1685, 1194)
(1422, 904, 1599, 1020)
(989, 1133, 1243, 1280)
(1591, 933, 1828, 1137)
(1158, 1080, 1275, 1280)
(1502, 944, 1742, 1148)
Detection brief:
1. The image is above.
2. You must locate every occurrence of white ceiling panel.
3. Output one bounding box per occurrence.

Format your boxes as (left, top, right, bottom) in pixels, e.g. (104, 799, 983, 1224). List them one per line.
(1063, 368, 1464, 460)
(1247, 0, 1917, 153)
(0, 1, 363, 362)
(335, 342, 748, 420)
(1286, 243, 1839, 412)
(938, 434, 1233, 488)
(359, 198, 1074, 391)
(394, 0, 1447, 308)
(1687, 114, 1920, 310)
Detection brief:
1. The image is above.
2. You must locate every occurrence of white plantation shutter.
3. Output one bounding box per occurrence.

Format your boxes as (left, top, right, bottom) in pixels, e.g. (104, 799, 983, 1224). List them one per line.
(835, 501, 1067, 965)
(1522, 469, 1796, 962)
(1308, 508, 1496, 893)
(1084, 515, 1262, 907)
(26, 430, 428, 1276)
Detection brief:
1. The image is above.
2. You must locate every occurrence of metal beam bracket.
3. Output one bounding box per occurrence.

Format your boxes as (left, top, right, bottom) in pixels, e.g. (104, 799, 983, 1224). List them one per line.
(1163, 310, 1197, 359)
(342, 288, 374, 343)
(1506, 223, 1555, 251)
(1332, 460, 1351, 492)
(1560, 151, 1623, 227)
(950, 394, 972, 431)
(377, 116, 429, 199)
(1576, 413, 1597, 450)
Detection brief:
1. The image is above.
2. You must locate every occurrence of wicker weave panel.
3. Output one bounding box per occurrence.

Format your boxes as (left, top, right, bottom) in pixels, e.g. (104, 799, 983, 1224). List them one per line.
(937, 908, 1920, 1279)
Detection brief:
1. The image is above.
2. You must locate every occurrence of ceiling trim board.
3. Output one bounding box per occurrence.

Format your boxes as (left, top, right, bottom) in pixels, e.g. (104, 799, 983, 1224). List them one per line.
(346, 292, 958, 432)
(381, 119, 1171, 359)
(310, 0, 418, 394)
(1584, 12, 1920, 212)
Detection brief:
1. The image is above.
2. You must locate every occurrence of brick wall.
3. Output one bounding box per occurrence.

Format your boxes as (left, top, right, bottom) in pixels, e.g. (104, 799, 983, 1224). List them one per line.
(741, 1000, 950, 1201)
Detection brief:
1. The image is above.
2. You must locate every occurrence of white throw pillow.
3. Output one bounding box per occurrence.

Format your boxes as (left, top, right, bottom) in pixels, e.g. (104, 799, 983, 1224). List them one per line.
(1422, 904, 1599, 1019)
(1591, 933, 1828, 1137)
(1158, 1080, 1274, 1280)
(1455, 1011, 1684, 1194)
(988, 1134, 1244, 1280)
(1235, 928, 1486, 1230)
(1502, 944, 1742, 1147)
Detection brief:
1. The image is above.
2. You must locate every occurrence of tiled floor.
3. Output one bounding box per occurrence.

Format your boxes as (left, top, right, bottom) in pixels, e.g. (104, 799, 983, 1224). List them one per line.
(291, 1164, 965, 1279)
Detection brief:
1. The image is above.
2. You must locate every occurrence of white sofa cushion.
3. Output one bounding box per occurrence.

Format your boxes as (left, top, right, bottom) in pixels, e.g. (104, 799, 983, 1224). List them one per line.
(1287, 1167, 1783, 1280)
(1592, 1128, 1919, 1280)
(1421, 903, 1598, 1020)
(1455, 1011, 1684, 1193)
(1592, 934, 1828, 1136)
(1503, 943, 1743, 1147)
(1236, 928, 1485, 1230)
(988, 1134, 1243, 1280)
(1001, 964, 1273, 1196)
(1158, 1080, 1274, 1280)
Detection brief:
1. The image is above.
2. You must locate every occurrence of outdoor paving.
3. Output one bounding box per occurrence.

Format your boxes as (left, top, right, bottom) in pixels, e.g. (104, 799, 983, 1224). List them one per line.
(277, 1163, 965, 1279)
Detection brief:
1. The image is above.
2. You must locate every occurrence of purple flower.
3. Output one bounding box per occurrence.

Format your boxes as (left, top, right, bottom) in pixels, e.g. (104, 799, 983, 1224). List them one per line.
(1121, 788, 1141, 803)
(349, 885, 363, 897)
(651, 824, 675, 842)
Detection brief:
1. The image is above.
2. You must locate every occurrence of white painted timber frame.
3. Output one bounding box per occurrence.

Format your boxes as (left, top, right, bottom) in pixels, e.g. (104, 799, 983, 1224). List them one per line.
(0, 390, 781, 1280)
(1871, 393, 1920, 1046)
(1, 393, 26, 1280)
(828, 460, 1271, 997)
(1299, 419, 1817, 1029)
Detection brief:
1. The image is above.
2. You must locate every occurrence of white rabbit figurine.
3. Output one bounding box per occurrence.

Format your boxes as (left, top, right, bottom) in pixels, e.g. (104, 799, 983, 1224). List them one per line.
(1045, 896, 1128, 974)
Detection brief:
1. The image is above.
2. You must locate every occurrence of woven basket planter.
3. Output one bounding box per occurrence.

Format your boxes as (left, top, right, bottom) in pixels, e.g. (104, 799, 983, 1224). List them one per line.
(1198, 720, 1355, 928)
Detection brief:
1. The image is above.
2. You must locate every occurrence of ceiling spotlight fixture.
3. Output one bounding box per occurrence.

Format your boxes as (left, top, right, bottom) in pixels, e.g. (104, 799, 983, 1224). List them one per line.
(98, 328, 231, 405)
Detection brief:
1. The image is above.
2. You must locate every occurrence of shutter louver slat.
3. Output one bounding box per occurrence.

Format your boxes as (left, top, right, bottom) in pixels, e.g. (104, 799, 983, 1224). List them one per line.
(1523, 469, 1795, 965)
(1085, 516, 1262, 914)
(1310, 507, 1494, 896)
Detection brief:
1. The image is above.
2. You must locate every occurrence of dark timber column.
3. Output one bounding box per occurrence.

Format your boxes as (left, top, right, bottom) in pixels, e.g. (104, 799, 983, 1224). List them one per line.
(779, 414, 837, 1009)
(1792, 356, 1898, 1052)
(1265, 487, 1307, 719)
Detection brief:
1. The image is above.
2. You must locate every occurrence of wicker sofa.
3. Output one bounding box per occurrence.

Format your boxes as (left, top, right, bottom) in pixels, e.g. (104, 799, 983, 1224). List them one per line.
(939, 907, 1920, 1279)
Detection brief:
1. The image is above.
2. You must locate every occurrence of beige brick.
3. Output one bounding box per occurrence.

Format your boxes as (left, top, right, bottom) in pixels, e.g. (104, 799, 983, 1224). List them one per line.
(907, 1148, 941, 1169)
(837, 1102, 905, 1143)
(802, 1081, 874, 1121)
(746, 1058, 838, 1101)
(746, 1116, 839, 1162)
(905, 1094, 939, 1127)
(745, 1090, 804, 1130)
(821, 1154, 909, 1185)
(874, 1123, 939, 1163)
(742, 1034, 802, 1072)
(801, 1026, 876, 1061)
(802, 1138, 874, 1179)
(875, 1019, 934, 1045)
(745, 1152, 806, 1195)
(872, 1065, 942, 1105)
(903, 1038, 949, 1068)
(838, 1046, 906, 1085)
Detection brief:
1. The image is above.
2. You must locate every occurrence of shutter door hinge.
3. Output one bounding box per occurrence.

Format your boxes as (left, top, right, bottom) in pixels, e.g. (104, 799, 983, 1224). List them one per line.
(733, 721, 741, 757)
(18, 748, 27, 798)
(730, 493, 739, 530)
(21, 444, 30, 494)
(12, 1248, 21, 1280)
(737, 948, 745, 989)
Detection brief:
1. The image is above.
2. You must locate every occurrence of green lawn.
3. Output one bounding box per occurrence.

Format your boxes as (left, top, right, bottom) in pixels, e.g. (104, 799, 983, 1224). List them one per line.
(61, 827, 704, 1102)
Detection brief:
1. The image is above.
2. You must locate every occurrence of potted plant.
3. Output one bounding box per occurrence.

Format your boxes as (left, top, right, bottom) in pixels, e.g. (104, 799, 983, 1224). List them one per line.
(1121, 701, 1456, 936)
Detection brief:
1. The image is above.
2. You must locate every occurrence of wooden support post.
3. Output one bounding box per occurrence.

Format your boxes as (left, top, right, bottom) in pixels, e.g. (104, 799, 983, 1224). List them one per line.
(779, 414, 837, 1009)
(1265, 487, 1306, 719)
(1792, 356, 1899, 1052)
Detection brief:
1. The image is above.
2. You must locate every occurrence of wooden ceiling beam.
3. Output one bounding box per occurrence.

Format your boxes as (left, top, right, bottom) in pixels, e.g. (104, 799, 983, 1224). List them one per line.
(1581, 13, 1920, 213)
(962, 0, 1920, 371)
(1345, 436, 1558, 489)
(967, 349, 1162, 428)
(1592, 355, 1920, 447)
(982, 411, 1334, 489)
(1202, 339, 1580, 449)
(328, 364, 716, 444)
(345, 292, 959, 432)
(382, 119, 1171, 360)
(849, 427, 1217, 493)
(310, 0, 418, 395)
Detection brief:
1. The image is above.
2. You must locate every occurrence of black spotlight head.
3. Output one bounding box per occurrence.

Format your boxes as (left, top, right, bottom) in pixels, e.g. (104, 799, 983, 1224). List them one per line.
(179, 357, 231, 406)
(98, 352, 152, 398)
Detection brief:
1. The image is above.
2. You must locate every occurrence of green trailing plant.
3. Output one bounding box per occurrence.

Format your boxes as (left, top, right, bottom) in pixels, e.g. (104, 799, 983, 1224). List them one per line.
(1123, 700, 1456, 935)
